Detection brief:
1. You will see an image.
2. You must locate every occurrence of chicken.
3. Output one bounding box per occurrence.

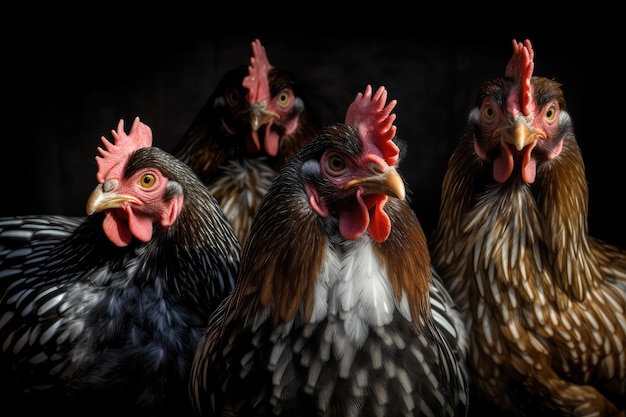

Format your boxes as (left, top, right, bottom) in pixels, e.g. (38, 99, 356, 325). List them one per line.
(429, 39, 626, 417)
(188, 85, 470, 417)
(0, 117, 240, 417)
(171, 38, 320, 245)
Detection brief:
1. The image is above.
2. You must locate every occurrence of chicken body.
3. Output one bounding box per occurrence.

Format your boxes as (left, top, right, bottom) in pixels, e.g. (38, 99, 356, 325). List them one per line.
(430, 39, 626, 417)
(0, 118, 240, 417)
(171, 38, 319, 245)
(189, 86, 469, 417)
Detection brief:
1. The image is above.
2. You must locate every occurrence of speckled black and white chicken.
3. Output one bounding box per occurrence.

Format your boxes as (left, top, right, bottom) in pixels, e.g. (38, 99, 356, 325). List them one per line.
(188, 85, 470, 417)
(171, 38, 320, 246)
(0, 117, 240, 417)
(430, 39, 626, 417)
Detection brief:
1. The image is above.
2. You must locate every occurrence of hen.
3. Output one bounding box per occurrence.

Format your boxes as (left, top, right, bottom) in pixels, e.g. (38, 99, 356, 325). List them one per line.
(171, 38, 320, 245)
(430, 39, 626, 417)
(0, 117, 240, 417)
(189, 85, 470, 417)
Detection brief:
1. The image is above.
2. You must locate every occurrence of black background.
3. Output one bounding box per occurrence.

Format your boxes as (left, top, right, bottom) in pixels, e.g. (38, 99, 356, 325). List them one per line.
(3, 17, 623, 249)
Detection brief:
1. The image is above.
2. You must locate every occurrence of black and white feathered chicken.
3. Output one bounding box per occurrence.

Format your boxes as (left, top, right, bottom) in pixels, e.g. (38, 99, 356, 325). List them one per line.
(189, 85, 470, 417)
(0, 117, 240, 417)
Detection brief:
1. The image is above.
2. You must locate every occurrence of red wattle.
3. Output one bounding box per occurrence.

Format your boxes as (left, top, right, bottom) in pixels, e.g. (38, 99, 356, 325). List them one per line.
(127, 211, 154, 243)
(493, 149, 514, 183)
(521, 145, 537, 184)
(247, 131, 261, 153)
(264, 125, 279, 156)
(339, 191, 369, 240)
(102, 211, 132, 247)
(368, 196, 391, 242)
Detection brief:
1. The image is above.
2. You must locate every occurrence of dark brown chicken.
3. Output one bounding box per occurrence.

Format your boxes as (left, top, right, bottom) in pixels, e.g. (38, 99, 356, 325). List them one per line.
(171, 38, 320, 245)
(430, 39, 626, 417)
(0, 117, 240, 417)
(189, 85, 470, 417)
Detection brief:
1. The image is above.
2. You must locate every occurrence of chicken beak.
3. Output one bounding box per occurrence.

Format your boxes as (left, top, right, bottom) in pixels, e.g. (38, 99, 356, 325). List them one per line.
(498, 120, 545, 151)
(249, 103, 279, 131)
(344, 168, 406, 201)
(86, 183, 143, 216)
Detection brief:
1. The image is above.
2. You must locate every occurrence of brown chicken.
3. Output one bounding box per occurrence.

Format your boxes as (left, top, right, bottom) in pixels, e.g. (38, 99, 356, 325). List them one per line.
(171, 38, 320, 245)
(430, 39, 626, 417)
(189, 85, 470, 416)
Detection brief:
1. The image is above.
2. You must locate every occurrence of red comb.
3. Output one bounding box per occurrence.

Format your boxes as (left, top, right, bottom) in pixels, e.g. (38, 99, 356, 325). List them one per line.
(95, 117, 153, 183)
(242, 38, 273, 104)
(345, 85, 399, 166)
(505, 39, 535, 116)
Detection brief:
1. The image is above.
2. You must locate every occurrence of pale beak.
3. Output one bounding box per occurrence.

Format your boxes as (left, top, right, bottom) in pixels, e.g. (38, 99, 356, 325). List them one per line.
(344, 168, 406, 201)
(249, 102, 279, 131)
(86, 182, 143, 216)
(497, 119, 545, 151)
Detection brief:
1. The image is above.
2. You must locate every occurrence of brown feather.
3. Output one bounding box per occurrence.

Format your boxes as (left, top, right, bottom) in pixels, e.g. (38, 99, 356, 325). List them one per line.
(171, 41, 320, 247)
(189, 87, 470, 417)
(377, 197, 432, 322)
(233, 189, 327, 324)
(431, 40, 626, 416)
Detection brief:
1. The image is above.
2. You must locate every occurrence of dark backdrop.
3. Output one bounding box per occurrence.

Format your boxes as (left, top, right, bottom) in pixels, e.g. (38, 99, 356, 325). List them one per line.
(3, 25, 622, 248)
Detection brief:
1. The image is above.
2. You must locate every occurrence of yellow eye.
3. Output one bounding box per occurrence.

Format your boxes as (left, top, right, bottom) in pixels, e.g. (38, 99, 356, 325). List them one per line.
(139, 173, 156, 188)
(277, 89, 291, 107)
(545, 105, 557, 121)
(482, 103, 496, 121)
(328, 154, 346, 172)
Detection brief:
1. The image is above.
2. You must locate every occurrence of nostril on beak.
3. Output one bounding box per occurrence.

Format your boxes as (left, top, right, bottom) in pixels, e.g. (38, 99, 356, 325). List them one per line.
(370, 162, 385, 174)
(103, 180, 117, 193)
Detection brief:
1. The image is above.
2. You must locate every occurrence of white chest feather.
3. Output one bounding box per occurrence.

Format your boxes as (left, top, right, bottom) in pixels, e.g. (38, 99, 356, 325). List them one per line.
(309, 239, 411, 346)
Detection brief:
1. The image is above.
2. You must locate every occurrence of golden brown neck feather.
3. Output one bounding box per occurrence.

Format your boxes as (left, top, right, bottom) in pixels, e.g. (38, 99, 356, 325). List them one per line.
(378, 198, 432, 321)
(232, 201, 327, 324)
(233, 196, 432, 326)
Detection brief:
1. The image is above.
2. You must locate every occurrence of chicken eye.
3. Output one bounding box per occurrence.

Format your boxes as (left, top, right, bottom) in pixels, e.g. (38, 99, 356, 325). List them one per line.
(139, 173, 156, 188)
(225, 88, 241, 106)
(327, 155, 346, 172)
(545, 105, 557, 121)
(482, 103, 496, 121)
(276, 89, 291, 108)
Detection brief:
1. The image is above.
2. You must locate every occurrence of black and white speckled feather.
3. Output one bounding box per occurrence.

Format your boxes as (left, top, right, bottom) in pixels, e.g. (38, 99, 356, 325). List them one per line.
(0, 141, 240, 416)
(189, 107, 469, 416)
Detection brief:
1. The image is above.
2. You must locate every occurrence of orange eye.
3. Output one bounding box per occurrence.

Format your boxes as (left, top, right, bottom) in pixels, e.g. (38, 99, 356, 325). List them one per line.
(276, 89, 291, 107)
(545, 105, 557, 121)
(139, 173, 156, 188)
(328, 154, 346, 172)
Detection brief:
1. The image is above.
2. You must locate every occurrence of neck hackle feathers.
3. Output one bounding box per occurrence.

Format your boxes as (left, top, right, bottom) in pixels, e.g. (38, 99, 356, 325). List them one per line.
(96, 117, 153, 183)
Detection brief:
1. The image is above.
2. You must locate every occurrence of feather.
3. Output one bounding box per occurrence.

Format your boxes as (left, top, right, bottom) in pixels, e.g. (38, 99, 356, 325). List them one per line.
(431, 39, 626, 417)
(171, 38, 320, 246)
(189, 86, 469, 417)
(0, 118, 240, 417)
